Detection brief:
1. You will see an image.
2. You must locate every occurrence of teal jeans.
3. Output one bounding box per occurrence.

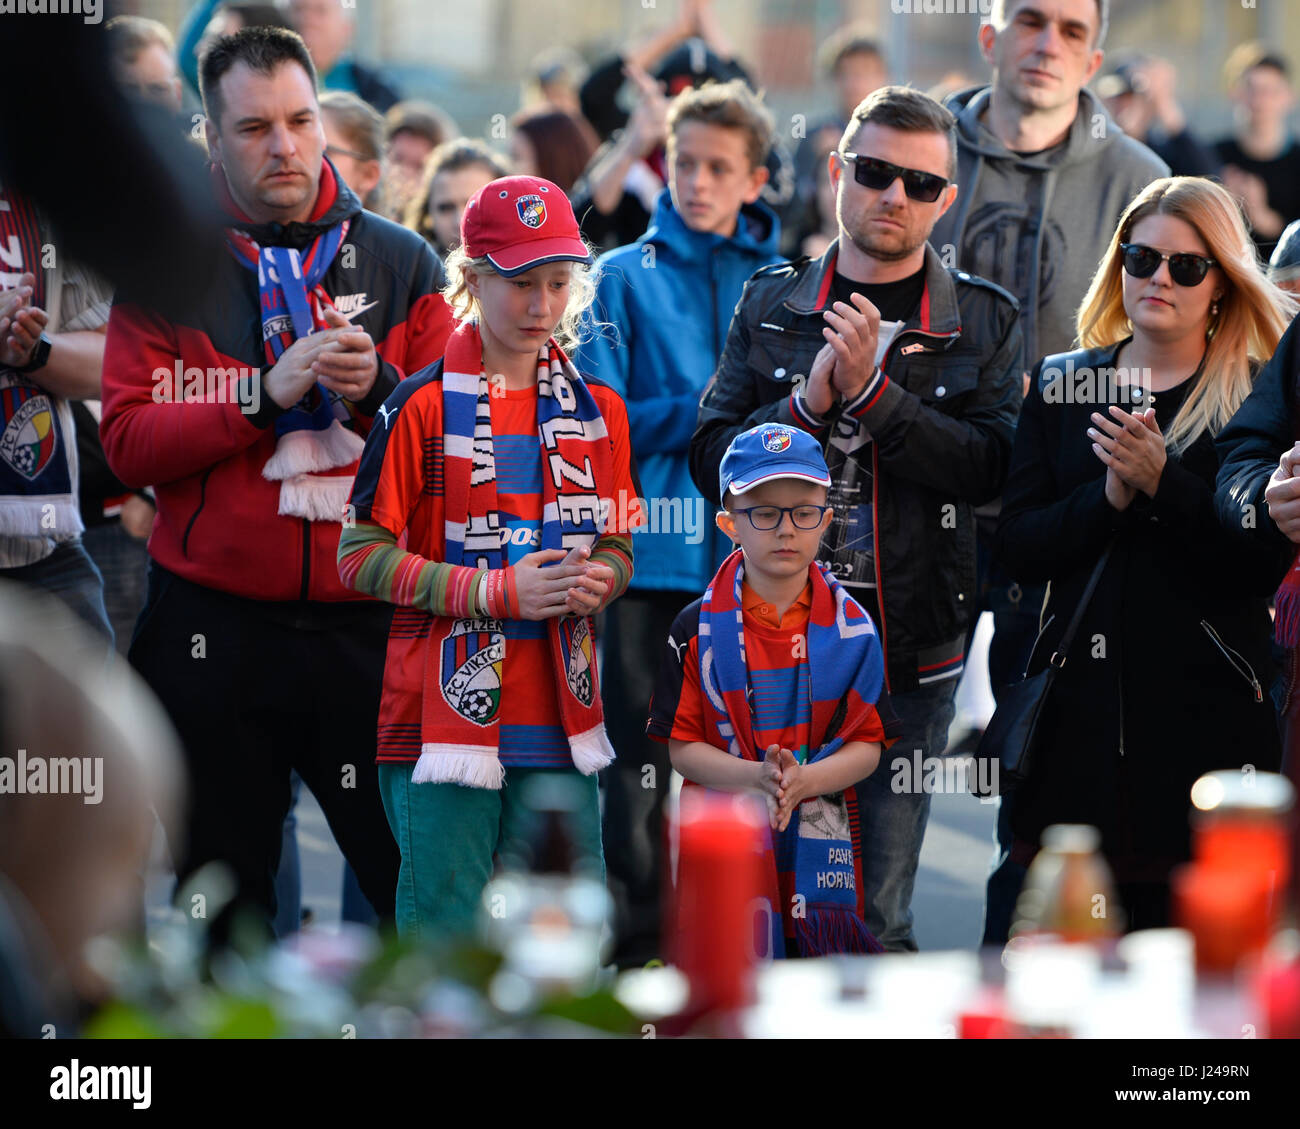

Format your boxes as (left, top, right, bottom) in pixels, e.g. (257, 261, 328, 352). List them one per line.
(377, 763, 605, 942)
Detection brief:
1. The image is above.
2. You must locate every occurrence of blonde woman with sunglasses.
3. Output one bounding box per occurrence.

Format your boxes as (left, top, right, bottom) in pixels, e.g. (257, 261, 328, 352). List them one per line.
(988, 176, 1297, 936)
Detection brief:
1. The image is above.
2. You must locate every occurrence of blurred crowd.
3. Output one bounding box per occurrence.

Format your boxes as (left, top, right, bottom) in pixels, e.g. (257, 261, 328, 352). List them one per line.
(3, 0, 1300, 1035)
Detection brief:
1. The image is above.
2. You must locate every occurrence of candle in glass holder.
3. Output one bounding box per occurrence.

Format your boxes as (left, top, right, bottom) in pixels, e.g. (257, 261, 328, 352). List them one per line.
(1183, 770, 1295, 961)
(1172, 862, 1272, 974)
(671, 791, 765, 1015)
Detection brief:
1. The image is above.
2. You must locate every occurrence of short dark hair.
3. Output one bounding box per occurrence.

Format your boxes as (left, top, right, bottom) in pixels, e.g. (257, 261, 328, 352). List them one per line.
(990, 0, 1109, 50)
(666, 79, 776, 171)
(817, 26, 886, 81)
(1224, 42, 1292, 88)
(841, 85, 958, 179)
(199, 26, 317, 130)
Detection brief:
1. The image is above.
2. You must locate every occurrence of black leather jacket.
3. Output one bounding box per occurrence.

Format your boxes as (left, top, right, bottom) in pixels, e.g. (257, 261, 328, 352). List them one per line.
(689, 240, 1023, 693)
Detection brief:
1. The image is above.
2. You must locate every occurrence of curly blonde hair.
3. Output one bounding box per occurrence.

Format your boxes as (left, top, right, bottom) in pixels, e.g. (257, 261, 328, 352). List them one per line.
(441, 245, 601, 353)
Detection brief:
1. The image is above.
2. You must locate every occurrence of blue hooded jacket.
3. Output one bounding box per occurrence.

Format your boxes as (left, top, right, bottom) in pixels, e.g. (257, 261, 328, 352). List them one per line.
(576, 189, 782, 592)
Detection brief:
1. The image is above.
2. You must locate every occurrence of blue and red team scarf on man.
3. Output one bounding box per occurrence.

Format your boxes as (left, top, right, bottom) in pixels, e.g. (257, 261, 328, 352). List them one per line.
(697, 548, 897, 957)
(412, 317, 617, 790)
(224, 165, 359, 522)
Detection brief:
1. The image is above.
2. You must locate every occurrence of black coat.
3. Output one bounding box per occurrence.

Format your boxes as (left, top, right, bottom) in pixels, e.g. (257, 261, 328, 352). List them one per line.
(995, 343, 1287, 880)
(1215, 314, 1300, 549)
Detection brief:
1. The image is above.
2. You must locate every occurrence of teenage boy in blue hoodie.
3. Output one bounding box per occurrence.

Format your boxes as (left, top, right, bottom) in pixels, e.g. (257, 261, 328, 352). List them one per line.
(575, 78, 783, 967)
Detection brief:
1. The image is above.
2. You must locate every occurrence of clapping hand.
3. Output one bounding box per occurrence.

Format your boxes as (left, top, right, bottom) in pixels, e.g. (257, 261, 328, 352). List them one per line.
(1089, 405, 1165, 506)
(0, 273, 48, 370)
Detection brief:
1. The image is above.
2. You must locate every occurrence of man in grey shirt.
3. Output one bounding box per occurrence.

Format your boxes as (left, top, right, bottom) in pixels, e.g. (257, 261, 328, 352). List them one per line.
(927, 0, 1168, 945)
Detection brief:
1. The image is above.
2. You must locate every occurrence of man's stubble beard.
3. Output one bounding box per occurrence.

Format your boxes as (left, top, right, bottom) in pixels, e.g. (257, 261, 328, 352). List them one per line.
(841, 210, 928, 264)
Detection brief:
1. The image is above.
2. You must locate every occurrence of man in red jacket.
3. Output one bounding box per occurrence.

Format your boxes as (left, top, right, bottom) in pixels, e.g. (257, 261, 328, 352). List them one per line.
(101, 27, 452, 939)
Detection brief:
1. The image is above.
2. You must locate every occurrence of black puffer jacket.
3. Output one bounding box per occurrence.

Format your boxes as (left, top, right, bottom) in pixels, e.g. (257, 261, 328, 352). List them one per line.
(997, 343, 1287, 879)
(689, 240, 1023, 693)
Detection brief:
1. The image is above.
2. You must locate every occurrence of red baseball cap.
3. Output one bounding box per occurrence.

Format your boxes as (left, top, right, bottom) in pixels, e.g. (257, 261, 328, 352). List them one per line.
(460, 175, 592, 277)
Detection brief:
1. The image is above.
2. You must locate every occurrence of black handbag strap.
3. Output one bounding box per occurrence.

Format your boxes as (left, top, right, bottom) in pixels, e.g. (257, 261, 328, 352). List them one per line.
(1047, 541, 1114, 669)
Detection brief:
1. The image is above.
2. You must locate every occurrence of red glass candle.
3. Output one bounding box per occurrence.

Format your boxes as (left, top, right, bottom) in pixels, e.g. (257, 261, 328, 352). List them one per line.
(1188, 771, 1295, 945)
(1172, 862, 1272, 973)
(671, 792, 765, 1015)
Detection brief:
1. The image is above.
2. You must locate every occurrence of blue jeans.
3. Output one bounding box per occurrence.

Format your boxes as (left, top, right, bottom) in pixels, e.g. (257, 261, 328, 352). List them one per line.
(855, 678, 959, 951)
(980, 791, 1027, 945)
(1, 539, 113, 655)
(272, 771, 303, 939)
(81, 521, 149, 658)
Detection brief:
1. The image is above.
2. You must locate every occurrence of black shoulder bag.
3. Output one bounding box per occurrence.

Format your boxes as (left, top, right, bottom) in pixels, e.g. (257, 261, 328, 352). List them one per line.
(973, 543, 1114, 796)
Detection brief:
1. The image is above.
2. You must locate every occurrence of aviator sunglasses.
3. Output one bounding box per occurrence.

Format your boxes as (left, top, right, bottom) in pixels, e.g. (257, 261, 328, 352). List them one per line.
(1120, 242, 1217, 287)
(839, 153, 950, 203)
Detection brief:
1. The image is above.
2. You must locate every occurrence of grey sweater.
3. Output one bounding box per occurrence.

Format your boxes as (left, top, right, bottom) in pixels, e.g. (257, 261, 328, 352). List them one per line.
(931, 85, 1170, 371)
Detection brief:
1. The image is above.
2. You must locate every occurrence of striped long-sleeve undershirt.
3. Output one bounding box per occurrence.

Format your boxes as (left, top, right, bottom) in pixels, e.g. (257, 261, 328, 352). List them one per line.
(338, 519, 634, 617)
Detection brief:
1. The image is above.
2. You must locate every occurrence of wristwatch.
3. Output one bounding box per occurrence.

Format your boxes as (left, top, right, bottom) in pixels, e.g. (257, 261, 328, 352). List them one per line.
(15, 333, 52, 374)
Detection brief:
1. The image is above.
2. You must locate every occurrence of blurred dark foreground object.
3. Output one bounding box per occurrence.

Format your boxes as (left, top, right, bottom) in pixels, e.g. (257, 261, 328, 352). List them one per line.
(0, 8, 222, 316)
(0, 581, 185, 1038)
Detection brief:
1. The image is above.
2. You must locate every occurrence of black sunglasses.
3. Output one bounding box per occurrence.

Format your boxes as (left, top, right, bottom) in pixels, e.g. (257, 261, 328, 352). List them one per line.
(840, 153, 950, 203)
(1120, 242, 1217, 287)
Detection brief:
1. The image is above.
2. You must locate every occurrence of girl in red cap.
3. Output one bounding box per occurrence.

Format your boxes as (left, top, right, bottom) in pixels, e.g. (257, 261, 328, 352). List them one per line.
(339, 176, 641, 940)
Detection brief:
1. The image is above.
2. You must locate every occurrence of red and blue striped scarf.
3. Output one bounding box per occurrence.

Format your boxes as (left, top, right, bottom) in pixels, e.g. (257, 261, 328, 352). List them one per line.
(697, 548, 887, 957)
(224, 179, 359, 522)
(414, 318, 616, 789)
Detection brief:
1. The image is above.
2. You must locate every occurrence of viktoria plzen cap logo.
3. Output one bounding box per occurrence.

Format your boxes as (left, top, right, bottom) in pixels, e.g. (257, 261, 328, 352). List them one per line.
(517, 195, 546, 229)
(761, 426, 793, 453)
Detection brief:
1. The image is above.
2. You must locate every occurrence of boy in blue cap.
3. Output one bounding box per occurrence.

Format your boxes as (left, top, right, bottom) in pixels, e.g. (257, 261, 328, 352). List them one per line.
(576, 79, 784, 966)
(648, 423, 901, 957)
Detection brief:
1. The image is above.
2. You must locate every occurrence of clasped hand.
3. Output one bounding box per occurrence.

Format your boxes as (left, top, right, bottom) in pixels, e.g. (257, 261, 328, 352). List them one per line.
(512, 543, 614, 621)
(1088, 404, 1165, 512)
(803, 292, 881, 417)
(756, 744, 812, 832)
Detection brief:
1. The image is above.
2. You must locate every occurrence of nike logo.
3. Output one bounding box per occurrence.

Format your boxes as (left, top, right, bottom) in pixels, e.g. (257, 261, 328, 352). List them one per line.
(332, 292, 379, 320)
(668, 634, 688, 661)
(376, 404, 396, 429)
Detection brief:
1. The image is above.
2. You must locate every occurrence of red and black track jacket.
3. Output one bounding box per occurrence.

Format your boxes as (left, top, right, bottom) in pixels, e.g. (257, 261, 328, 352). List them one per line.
(101, 159, 453, 603)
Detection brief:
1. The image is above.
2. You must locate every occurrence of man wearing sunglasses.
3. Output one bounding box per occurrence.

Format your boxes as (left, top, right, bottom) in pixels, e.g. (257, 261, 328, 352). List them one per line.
(690, 85, 1023, 951)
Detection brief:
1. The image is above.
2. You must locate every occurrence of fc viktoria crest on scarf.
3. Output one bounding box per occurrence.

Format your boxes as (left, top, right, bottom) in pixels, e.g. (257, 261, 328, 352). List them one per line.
(0, 384, 58, 481)
(517, 195, 546, 229)
(560, 614, 595, 707)
(440, 618, 505, 725)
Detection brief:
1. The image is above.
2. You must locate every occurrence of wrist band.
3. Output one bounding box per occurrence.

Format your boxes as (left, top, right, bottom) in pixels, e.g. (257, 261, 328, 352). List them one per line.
(503, 566, 518, 619)
(483, 568, 505, 618)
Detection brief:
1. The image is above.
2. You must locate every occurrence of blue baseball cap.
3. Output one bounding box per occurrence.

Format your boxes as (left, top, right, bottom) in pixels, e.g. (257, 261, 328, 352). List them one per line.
(719, 424, 832, 499)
